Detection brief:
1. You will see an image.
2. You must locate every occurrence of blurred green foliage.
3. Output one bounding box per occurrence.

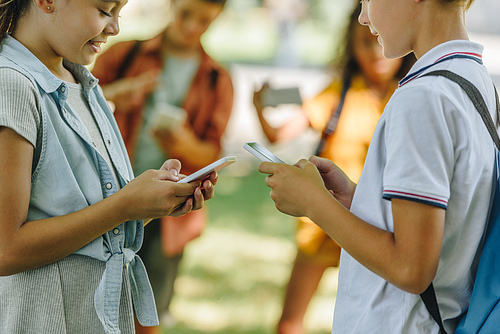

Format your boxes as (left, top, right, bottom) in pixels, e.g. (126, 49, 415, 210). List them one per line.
(108, 0, 355, 67)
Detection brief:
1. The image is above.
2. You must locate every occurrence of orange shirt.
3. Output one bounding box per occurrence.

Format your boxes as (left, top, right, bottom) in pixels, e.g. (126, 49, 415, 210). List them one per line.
(304, 74, 397, 182)
(296, 75, 398, 257)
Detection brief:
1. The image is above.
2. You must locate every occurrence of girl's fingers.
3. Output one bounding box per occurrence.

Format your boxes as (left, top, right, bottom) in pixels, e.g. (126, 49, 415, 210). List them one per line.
(200, 178, 215, 199)
(169, 198, 193, 217)
(206, 171, 218, 186)
(160, 159, 182, 179)
(192, 187, 205, 211)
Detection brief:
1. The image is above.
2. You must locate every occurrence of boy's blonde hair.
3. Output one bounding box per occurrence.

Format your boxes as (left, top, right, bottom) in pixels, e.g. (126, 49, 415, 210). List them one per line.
(441, 0, 475, 10)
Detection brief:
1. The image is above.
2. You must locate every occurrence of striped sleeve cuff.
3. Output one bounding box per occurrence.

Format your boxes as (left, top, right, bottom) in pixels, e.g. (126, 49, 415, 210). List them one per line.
(383, 190, 448, 209)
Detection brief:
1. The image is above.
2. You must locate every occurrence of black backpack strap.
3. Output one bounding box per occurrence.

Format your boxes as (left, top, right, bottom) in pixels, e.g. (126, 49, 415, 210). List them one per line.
(495, 87, 500, 128)
(420, 284, 448, 334)
(314, 75, 352, 156)
(417, 70, 500, 334)
(115, 40, 143, 81)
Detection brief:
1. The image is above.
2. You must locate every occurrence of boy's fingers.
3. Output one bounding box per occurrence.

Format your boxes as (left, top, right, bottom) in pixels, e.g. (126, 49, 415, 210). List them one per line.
(293, 159, 310, 169)
(258, 161, 277, 174)
(309, 155, 325, 166)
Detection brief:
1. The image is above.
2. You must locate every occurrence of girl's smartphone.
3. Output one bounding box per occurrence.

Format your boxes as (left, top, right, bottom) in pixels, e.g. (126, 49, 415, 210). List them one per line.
(243, 142, 286, 163)
(177, 156, 237, 183)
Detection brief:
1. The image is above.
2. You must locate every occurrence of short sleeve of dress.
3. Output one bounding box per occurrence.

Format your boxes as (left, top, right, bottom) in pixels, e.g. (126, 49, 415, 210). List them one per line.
(0, 68, 41, 147)
(382, 82, 455, 209)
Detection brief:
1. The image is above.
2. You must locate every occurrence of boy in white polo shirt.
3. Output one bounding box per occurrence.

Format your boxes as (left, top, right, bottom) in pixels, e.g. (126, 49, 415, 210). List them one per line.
(258, 0, 499, 333)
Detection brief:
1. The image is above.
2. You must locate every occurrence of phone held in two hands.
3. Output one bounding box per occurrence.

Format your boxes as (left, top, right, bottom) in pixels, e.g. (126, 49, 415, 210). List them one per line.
(176, 142, 284, 184)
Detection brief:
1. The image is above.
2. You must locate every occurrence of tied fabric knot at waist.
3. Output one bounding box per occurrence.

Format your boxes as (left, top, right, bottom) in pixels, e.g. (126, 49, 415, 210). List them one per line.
(94, 248, 158, 334)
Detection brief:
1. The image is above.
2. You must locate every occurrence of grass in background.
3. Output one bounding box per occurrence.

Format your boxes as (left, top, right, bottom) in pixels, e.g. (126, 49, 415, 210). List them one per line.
(165, 170, 338, 334)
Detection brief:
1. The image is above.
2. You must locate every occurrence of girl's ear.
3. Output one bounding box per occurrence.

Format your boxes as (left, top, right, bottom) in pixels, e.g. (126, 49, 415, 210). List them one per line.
(35, 0, 54, 13)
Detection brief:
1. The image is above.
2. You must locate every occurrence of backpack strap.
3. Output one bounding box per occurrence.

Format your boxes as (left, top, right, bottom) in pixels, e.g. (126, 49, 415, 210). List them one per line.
(417, 69, 500, 334)
(420, 284, 448, 334)
(314, 75, 352, 156)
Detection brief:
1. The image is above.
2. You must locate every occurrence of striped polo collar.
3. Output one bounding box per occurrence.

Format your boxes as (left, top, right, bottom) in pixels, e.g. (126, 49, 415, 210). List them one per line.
(399, 40, 484, 87)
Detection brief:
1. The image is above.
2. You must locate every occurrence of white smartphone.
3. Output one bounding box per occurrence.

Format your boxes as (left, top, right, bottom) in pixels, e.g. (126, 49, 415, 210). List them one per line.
(243, 142, 286, 163)
(177, 156, 237, 183)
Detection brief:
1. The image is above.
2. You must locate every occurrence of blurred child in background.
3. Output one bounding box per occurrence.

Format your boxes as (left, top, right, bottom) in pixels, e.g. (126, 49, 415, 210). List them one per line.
(253, 3, 414, 333)
(92, 0, 233, 332)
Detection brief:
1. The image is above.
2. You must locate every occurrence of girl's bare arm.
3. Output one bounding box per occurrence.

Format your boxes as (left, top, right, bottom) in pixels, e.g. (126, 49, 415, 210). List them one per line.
(0, 127, 209, 276)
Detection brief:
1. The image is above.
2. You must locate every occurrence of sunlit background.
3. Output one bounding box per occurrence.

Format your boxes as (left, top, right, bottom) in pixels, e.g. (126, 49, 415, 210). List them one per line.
(93, 1, 500, 333)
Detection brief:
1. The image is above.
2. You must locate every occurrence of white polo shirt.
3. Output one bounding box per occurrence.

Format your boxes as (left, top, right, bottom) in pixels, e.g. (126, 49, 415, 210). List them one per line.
(332, 40, 498, 334)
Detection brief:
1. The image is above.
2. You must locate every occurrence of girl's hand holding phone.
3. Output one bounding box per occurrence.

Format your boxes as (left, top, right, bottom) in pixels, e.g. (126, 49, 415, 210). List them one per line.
(159, 159, 218, 215)
(116, 159, 216, 222)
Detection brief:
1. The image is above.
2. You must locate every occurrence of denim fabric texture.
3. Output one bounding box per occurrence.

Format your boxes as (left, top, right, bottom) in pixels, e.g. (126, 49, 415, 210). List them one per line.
(0, 35, 158, 333)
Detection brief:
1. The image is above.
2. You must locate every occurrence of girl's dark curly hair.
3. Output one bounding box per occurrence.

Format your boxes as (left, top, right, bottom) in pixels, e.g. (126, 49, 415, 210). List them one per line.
(333, 3, 415, 82)
(0, 0, 30, 44)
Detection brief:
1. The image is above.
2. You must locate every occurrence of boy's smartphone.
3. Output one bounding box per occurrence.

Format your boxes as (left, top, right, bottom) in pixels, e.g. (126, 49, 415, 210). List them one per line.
(177, 156, 237, 184)
(243, 142, 286, 163)
(262, 86, 302, 107)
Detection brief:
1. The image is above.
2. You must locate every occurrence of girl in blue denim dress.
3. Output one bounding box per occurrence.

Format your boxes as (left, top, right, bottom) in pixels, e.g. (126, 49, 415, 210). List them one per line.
(0, 1, 217, 333)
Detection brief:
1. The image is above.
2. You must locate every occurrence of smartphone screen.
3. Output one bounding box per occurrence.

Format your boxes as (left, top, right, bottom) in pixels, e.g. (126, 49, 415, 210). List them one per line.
(177, 156, 237, 183)
(243, 142, 286, 163)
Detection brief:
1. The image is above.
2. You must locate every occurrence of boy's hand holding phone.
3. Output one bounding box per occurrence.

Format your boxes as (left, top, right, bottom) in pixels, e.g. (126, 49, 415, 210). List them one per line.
(258, 158, 329, 218)
(243, 142, 286, 163)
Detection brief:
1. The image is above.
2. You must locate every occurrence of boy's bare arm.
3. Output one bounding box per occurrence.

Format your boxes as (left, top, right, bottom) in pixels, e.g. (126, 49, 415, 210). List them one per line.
(306, 186, 445, 294)
(259, 158, 445, 294)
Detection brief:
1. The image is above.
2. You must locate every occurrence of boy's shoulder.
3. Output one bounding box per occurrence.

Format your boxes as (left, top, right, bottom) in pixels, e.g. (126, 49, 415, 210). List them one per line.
(390, 75, 456, 112)
(392, 40, 490, 111)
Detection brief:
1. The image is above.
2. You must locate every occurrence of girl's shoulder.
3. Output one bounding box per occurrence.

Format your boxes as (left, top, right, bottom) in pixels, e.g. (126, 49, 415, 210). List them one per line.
(0, 68, 41, 148)
(0, 67, 39, 98)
